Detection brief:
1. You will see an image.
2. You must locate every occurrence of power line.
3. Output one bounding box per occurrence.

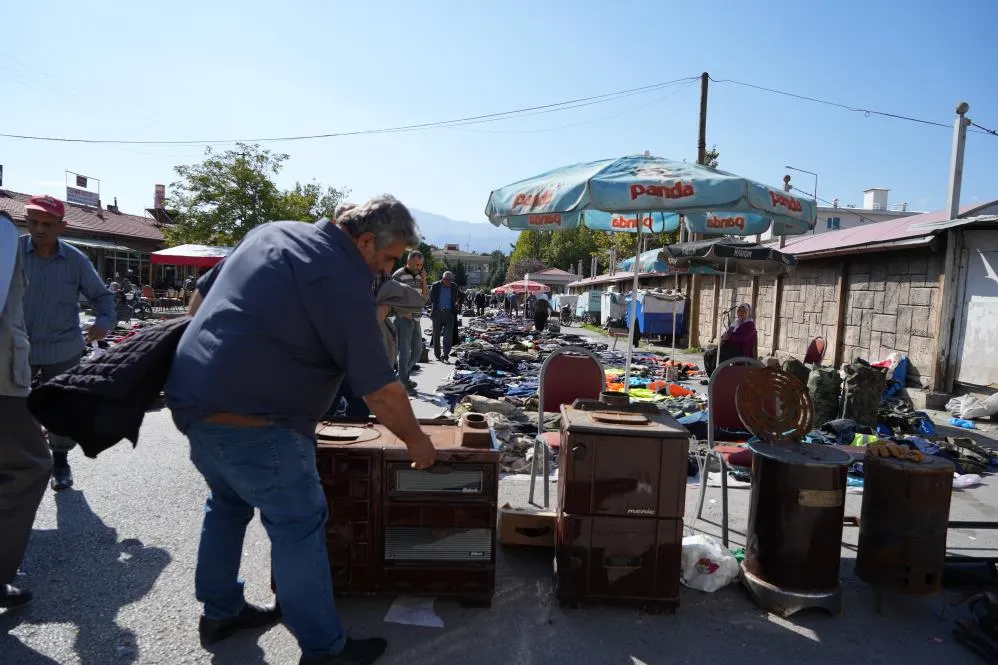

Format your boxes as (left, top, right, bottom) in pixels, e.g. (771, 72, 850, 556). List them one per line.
(0, 76, 699, 146)
(711, 76, 995, 137)
(971, 120, 998, 137)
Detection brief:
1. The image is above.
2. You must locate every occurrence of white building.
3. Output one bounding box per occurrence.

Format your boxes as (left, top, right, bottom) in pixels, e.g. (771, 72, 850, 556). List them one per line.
(761, 188, 920, 240)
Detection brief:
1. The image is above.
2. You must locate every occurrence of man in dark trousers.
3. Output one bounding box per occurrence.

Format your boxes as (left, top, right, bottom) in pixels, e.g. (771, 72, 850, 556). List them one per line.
(474, 290, 486, 317)
(429, 271, 462, 363)
(0, 211, 52, 608)
(19, 194, 115, 491)
(166, 195, 436, 665)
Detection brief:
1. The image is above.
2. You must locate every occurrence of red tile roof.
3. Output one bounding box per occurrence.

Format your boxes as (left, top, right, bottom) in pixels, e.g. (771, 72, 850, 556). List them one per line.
(0, 189, 166, 244)
(776, 201, 998, 258)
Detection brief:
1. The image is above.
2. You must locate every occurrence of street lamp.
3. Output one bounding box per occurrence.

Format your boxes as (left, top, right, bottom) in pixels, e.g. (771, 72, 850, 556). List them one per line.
(785, 165, 818, 203)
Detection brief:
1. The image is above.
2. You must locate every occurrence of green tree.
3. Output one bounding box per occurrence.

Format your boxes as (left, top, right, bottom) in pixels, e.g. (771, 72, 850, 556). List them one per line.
(486, 250, 509, 288)
(447, 259, 468, 287)
(506, 257, 546, 283)
(541, 225, 598, 274)
(275, 181, 349, 221)
(165, 143, 348, 246)
(703, 145, 720, 169)
(508, 230, 551, 272)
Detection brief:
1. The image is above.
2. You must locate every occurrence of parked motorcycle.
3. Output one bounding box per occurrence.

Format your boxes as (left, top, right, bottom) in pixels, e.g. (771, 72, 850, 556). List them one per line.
(115, 290, 153, 322)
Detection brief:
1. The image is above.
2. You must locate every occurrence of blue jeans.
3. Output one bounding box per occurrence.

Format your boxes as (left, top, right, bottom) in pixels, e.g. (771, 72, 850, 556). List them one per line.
(187, 421, 346, 659)
(394, 316, 422, 384)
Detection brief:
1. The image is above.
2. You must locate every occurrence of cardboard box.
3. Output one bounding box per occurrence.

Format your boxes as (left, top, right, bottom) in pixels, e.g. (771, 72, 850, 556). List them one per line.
(499, 505, 557, 548)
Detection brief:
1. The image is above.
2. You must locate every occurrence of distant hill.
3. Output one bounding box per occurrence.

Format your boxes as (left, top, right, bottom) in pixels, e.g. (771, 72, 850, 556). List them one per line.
(411, 209, 519, 254)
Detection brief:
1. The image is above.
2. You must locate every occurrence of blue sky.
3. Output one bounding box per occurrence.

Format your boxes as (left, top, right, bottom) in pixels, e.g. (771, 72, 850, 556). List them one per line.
(2, 0, 996, 224)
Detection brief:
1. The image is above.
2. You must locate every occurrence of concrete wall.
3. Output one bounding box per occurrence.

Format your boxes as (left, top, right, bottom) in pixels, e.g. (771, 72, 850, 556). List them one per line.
(690, 246, 944, 388)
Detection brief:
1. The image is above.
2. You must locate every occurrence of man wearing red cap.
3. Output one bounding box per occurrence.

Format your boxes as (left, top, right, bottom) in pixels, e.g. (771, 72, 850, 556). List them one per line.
(20, 195, 116, 491)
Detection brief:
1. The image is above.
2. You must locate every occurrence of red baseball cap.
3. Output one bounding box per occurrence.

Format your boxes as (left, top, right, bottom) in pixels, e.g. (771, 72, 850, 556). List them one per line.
(25, 194, 66, 220)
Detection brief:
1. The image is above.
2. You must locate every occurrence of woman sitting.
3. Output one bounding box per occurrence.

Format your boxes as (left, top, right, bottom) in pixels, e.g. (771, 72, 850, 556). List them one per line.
(721, 303, 757, 359)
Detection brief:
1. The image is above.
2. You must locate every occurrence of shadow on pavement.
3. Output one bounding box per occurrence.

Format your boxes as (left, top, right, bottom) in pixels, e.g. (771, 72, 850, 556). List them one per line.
(0, 490, 171, 664)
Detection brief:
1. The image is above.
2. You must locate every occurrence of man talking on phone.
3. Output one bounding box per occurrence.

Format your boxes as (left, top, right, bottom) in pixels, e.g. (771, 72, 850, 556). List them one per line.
(391, 250, 428, 394)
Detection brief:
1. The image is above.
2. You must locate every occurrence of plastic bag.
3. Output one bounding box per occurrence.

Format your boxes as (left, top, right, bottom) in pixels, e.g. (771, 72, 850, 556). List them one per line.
(954, 473, 983, 489)
(947, 394, 998, 421)
(680, 534, 740, 593)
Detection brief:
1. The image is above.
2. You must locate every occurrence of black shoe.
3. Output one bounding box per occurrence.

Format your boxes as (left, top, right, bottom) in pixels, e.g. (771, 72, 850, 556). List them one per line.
(409, 366, 422, 374)
(51, 464, 73, 491)
(0, 584, 33, 608)
(198, 603, 282, 647)
(299, 637, 388, 665)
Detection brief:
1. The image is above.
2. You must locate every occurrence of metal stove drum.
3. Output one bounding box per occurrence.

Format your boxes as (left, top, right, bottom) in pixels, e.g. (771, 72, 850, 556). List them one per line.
(736, 367, 851, 618)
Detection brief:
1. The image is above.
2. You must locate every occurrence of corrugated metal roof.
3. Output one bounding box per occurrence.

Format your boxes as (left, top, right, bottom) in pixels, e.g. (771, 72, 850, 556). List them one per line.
(773, 201, 998, 258)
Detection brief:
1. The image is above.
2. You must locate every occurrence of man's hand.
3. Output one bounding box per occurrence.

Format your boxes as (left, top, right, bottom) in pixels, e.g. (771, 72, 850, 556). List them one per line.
(364, 381, 437, 469)
(85, 326, 107, 343)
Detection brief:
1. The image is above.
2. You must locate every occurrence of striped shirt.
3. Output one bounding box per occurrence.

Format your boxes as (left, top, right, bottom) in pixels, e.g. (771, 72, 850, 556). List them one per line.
(392, 267, 426, 317)
(20, 236, 116, 366)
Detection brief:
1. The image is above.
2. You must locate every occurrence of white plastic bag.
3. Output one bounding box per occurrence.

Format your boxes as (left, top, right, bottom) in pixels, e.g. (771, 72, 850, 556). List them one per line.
(948, 393, 998, 421)
(953, 473, 983, 489)
(680, 534, 740, 593)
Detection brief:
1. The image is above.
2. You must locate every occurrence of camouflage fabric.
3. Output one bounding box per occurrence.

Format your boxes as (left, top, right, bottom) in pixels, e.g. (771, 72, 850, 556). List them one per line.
(782, 358, 810, 388)
(841, 359, 887, 429)
(807, 366, 842, 426)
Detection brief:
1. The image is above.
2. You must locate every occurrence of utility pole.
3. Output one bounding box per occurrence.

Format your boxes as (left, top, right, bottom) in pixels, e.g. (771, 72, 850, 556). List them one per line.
(688, 72, 710, 348)
(947, 102, 971, 220)
(937, 101, 973, 394)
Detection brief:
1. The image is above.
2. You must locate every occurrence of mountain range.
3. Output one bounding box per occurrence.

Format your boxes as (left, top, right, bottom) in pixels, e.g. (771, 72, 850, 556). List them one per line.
(410, 209, 519, 254)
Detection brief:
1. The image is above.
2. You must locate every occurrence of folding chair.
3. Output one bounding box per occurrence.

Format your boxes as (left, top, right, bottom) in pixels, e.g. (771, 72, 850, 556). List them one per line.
(803, 336, 827, 365)
(694, 356, 763, 547)
(528, 346, 606, 508)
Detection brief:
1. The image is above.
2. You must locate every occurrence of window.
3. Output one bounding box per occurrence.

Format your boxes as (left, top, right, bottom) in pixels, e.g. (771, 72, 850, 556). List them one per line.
(825, 217, 841, 230)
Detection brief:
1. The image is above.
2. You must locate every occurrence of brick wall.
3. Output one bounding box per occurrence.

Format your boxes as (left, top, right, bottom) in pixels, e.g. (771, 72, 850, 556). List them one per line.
(686, 246, 943, 388)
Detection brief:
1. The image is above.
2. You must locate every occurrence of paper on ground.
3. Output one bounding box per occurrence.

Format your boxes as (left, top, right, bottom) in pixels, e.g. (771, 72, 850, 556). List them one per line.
(384, 596, 444, 628)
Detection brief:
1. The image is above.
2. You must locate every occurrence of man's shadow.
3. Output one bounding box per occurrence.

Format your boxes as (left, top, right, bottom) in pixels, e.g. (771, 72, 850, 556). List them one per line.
(0, 490, 171, 664)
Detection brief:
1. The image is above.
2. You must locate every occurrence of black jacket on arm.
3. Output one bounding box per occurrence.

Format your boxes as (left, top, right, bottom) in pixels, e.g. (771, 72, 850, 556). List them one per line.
(26, 316, 191, 458)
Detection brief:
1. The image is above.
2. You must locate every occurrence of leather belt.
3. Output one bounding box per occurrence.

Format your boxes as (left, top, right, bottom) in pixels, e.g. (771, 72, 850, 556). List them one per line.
(204, 412, 273, 428)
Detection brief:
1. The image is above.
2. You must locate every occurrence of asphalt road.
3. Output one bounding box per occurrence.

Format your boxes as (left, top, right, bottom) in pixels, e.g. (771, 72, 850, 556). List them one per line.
(2, 319, 994, 664)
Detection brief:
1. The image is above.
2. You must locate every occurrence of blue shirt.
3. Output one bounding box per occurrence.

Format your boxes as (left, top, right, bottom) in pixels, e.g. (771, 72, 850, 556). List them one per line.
(165, 219, 396, 438)
(439, 285, 453, 310)
(20, 236, 116, 366)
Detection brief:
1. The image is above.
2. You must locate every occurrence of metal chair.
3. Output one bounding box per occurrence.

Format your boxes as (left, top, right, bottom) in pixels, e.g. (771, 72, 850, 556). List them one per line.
(528, 345, 606, 508)
(803, 336, 827, 365)
(694, 356, 764, 547)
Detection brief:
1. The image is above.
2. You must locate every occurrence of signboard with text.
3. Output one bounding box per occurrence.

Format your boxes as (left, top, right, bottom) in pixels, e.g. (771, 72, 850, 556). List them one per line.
(66, 186, 99, 208)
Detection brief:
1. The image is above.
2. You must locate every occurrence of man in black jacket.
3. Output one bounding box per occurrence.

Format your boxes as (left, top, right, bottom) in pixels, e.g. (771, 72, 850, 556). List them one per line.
(429, 271, 462, 363)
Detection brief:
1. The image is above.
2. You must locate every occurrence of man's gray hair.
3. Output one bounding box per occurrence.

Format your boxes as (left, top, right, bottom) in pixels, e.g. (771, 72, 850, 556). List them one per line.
(407, 249, 424, 260)
(338, 195, 421, 249)
(334, 202, 357, 220)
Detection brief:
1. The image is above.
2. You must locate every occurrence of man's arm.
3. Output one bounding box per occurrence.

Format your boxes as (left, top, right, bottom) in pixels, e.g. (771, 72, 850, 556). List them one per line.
(78, 258, 116, 339)
(302, 277, 436, 469)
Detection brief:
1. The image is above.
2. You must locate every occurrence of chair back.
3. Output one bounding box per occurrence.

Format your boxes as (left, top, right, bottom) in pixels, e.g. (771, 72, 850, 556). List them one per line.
(142, 285, 155, 299)
(538, 346, 606, 434)
(803, 336, 827, 364)
(708, 357, 764, 436)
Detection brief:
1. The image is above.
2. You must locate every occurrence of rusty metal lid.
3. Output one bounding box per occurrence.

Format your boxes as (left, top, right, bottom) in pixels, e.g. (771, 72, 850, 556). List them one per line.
(865, 453, 956, 473)
(315, 425, 381, 444)
(589, 412, 650, 426)
(560, 403, 688, 438)
(748, 440, 851, 467)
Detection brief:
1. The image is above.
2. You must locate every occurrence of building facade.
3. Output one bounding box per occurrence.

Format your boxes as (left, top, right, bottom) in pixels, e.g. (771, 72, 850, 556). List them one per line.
(432, 243, 493, 287)
(1, 188, 169, 283)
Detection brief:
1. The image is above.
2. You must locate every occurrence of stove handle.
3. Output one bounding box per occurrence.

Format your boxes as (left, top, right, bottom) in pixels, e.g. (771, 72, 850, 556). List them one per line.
(572, 443, 588, 460)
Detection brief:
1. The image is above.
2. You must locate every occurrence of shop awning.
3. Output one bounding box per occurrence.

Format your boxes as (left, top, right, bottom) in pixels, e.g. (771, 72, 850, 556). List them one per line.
(63, 236, 137, 252)
(151, 244, 233, 267)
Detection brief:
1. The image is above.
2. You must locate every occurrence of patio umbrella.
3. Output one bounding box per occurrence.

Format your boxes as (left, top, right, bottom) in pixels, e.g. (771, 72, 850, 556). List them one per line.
(664, 238, 797, 367)
(486, 154, 815, 392)
(503, 279, 550, 294)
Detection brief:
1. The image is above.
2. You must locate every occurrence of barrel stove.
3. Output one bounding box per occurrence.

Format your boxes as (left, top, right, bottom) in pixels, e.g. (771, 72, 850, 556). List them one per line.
(856, 454, 954, 598)
(742, 440, 851, 618)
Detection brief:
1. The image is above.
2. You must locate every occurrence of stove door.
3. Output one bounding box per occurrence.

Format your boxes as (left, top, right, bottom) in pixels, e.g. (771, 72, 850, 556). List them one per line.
(564, 434, 669, 516)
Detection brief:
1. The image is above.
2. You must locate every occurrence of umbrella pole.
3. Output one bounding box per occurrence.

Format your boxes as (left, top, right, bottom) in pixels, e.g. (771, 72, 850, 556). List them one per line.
(623, 213, 642, 395)
(671, 271, 678, 363)
(717, 257, 729, 369)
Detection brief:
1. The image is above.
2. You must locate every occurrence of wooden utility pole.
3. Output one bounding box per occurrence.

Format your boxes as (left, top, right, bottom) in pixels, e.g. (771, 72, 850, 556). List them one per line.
(688, 72, 709, 348)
